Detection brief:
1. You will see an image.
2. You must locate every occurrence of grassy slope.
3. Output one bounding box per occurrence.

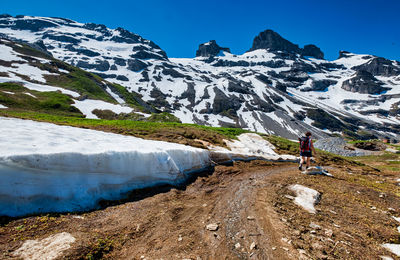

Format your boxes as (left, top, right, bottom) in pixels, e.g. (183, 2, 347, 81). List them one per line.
(0, 110, 248, 148)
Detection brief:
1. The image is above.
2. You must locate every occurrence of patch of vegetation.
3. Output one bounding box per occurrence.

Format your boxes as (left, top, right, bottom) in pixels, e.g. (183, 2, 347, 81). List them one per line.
(10, 42, 53, 60)
(85, 237, 114, 260)
(44, 68, 116, 103)
(266, 135, 299, 155)
(0, 83, 83, 117)
(0, 110, 248, 147)
(146, 112, 181, 123)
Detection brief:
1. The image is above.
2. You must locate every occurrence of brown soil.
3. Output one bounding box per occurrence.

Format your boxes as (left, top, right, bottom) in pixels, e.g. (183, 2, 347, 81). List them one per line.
(1, 158, 400, 259)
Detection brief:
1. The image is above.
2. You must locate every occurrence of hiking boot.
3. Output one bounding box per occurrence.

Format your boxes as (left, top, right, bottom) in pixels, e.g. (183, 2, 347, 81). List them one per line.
(298, 164, 302, 171)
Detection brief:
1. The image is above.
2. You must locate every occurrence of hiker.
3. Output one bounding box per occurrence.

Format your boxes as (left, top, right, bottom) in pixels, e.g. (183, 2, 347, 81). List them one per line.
(298, 131, 316, 170)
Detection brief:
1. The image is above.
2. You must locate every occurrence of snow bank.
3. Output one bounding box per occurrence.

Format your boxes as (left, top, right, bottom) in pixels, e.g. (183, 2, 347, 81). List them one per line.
(13, 232, 75, 260)
(0, 117, 211, 216)
(209, 133, 297, 163)
(382, 244, 400, 257)
(289, 184, 321, 214)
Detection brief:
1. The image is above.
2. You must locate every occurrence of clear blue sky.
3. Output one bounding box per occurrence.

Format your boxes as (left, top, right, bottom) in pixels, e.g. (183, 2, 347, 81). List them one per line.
(2, 0, 399, 61)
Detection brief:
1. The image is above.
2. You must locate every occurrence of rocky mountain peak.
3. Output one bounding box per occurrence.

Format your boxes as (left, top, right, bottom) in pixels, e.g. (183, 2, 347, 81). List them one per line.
(302, 44, 324, 59)
(249, 29, 324, 59)
(250, 29, 300, 53)
(196, 40, 231, 57)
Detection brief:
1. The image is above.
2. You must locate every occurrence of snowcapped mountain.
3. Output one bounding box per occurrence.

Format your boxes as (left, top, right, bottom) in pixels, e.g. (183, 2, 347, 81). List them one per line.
(0, 14, 399, 140)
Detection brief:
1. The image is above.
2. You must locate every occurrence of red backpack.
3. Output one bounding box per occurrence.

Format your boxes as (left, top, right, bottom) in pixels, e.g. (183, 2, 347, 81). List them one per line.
(299, 136, 311, 152)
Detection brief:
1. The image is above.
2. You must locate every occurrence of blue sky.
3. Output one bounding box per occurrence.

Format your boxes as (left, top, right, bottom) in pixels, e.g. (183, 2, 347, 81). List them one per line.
(2, 0, 399, 60)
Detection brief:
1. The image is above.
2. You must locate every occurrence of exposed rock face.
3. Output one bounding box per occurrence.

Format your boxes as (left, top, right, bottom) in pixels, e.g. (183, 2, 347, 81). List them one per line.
(301, 79, 337, 92)
(342, 70, 390, 94)
(196, 40, 231, 57)
(249, 30, 324, 59)
(353, 57, 400, 76)
(249, 29, 300, 53)
(302, 44, 324, 59)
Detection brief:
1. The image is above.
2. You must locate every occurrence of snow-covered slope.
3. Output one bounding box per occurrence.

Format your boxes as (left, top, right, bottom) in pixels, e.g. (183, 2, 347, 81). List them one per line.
(0, 37, 154, 119)
(1, 15, 399, 140)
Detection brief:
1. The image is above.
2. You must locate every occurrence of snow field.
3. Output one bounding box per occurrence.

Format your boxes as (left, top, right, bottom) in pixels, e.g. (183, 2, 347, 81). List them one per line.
(0, 117, 211, 216)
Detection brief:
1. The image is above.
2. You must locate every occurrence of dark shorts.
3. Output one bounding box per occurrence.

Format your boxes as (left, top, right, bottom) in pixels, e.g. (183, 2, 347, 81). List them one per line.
(300, 151, 312, 157)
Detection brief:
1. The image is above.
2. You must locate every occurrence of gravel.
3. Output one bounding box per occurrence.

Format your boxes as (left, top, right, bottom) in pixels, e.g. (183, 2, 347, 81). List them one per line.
(314, 137, 371, 157)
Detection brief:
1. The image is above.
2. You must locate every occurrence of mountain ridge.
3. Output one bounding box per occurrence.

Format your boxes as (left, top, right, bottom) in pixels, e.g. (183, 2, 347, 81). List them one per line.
(0, 14, 399, 141)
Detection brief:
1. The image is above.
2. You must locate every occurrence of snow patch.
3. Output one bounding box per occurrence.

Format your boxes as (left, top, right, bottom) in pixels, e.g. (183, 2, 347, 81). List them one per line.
(382, 244, 400, 257)
(209, 133, 297, 162)
(0, 117, 211, 216)
(72, 99, 133, 119)
(12, 232, 75, 260)
(0, 104, 7, 109)
(289, 184, 320, 214)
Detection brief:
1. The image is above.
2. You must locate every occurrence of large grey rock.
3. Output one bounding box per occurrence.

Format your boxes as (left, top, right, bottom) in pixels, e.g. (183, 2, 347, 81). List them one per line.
(342, 70, 390, 94)
(196, 40, 231, 57)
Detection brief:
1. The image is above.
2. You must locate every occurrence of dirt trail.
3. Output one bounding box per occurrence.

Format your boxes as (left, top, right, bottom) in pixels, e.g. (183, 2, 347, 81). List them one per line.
(2, 158, 400, 259)
(1, 161, 299, 260)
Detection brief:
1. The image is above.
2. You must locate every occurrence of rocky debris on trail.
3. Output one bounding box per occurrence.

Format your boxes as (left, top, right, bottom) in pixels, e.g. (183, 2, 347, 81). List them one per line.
(206, 223, 219, 231)
(12, 232, 76, 260)
(302, 166, 333, 177)
(288, 184, 321, 214)
(314, 137, 372, 156)
(386, 148, 400, 154)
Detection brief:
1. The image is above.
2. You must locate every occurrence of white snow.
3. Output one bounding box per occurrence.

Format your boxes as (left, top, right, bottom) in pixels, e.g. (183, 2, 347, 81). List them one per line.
(72, 99, 134, 119)
(12, 232, 75, 260)
(0, 77, 80, 97)
(382, 244, 400, 257)
(2, 90, 14, 94)
(209, 133, 297, 162)
(0, 104, 7, 109)
(289, 184, 320, 214)
(0, 44, 24, 62)
(0, 117, 211, 216)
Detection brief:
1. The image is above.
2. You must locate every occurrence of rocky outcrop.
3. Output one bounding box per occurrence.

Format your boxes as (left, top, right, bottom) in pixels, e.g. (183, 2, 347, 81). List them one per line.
(249, 30, 324, 59)
(352, 57, 400, 77)
(301, 79, 337, 92)
(196, 40, 231, 57)
(301, 44, 324, 59)
(342, 70, 390, 94)
(249, 30, 300, 53)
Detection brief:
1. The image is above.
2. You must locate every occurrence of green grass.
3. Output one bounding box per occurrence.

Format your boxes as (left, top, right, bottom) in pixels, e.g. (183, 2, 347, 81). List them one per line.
(44, 68, 116, 103)
(0, 110, 248, 140)
(146, 112, 181, 123)
(0, 83, 83, 117)
(348, 139, 380, 144)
